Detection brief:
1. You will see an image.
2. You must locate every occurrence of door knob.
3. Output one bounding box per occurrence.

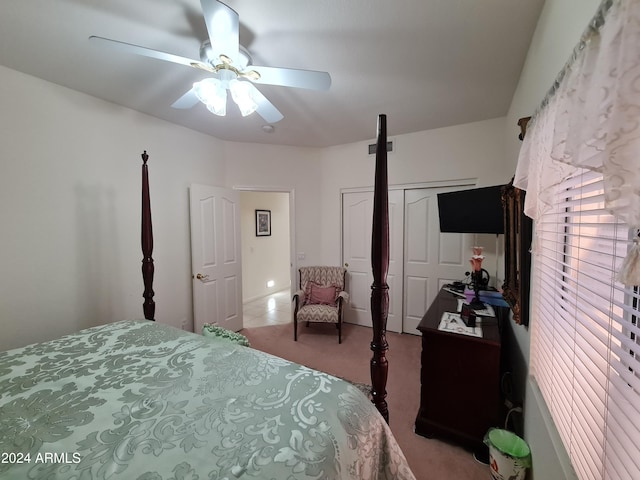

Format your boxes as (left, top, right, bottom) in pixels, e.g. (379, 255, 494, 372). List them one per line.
(344, 262, 349, 268)
(195, 273, 209, 281)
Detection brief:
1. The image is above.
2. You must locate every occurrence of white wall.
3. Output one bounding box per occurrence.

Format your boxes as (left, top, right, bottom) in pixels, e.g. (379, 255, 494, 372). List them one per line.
(503, 1, 601, 479)
(240, 191, 290, 301)
(0, 65, 226, 350)
(0, 64, 328, 352)
(224, 141, 324, 267)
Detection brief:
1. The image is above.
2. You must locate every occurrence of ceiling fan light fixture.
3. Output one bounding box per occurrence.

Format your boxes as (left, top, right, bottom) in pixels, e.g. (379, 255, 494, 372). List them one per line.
(193, 78, 227, 116)
(90, 0, 331, 126)
(229, 79, 258, 117)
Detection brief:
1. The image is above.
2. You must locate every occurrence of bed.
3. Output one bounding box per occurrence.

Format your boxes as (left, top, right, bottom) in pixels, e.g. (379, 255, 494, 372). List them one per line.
(0, 115, 410, 479)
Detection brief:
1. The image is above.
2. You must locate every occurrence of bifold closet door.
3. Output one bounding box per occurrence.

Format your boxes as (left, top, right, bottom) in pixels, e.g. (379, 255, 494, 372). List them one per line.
(342, 190, 404, 333)
(342, 186, 472, 335)
(403, 188, 473, 334)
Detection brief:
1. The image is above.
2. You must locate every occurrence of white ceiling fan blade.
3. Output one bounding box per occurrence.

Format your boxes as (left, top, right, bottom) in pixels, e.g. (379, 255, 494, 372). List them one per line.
(171, 87, 200, 109)
(248, 84, 284, 123)
(200, 0, 239, 64)
(250, 66, 331, 91)
(89, 36, 211, 71)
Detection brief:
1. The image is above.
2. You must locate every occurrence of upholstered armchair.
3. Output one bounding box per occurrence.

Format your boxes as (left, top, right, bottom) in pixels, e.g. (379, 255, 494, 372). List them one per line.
(293, 266, 348, 343)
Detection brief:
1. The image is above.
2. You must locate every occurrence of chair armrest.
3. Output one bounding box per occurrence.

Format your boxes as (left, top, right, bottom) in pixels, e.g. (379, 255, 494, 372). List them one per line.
(337, 291, 349, 304)
(292, 289, 305, 307)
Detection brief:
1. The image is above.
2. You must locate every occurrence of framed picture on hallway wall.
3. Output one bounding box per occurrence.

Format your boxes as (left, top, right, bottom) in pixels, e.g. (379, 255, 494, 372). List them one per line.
(255, 209, 271, 236)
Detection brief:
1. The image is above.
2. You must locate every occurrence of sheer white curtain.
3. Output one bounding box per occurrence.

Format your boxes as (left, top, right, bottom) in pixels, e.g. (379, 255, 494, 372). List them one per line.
(515, 0, 640, 285)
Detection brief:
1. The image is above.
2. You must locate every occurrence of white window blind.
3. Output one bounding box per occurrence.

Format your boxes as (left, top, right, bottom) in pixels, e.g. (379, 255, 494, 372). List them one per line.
(530, 168, 640, 480)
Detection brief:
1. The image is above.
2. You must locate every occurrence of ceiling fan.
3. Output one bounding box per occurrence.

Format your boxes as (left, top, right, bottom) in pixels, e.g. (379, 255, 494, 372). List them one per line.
(89, 0, 331, 123)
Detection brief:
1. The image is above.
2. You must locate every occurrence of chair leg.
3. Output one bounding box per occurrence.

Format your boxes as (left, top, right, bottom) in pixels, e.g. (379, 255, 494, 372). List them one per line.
(294, 318, 298, 341)
(338, 321, 342, 344)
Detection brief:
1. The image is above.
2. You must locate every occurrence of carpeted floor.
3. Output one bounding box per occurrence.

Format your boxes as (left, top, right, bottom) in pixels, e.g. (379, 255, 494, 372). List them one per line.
(242, 321, 491, 480)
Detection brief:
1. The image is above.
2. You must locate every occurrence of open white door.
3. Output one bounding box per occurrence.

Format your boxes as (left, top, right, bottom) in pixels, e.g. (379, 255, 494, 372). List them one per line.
(190, 184, 243, 334)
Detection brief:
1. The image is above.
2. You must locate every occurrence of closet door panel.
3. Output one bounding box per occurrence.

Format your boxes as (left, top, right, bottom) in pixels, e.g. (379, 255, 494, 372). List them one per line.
(403, 188, 472, 334)
(342, 190, 404, 332)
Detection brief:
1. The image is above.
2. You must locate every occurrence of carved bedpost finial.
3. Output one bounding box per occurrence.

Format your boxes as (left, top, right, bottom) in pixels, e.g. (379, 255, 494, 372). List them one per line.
(142, 150, 149, 165)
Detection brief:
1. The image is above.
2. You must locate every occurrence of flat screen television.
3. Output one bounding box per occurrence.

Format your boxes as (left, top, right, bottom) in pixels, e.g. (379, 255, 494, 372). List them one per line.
(437, 185, 505, 234)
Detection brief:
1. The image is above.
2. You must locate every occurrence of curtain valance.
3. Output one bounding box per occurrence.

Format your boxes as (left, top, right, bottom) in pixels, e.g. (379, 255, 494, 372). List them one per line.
(514, 0, 640, 285)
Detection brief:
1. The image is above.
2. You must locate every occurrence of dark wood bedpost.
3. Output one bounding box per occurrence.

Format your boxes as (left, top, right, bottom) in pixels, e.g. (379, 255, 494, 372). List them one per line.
(141, 150, 155, 321)
(370, 114, 390, 423)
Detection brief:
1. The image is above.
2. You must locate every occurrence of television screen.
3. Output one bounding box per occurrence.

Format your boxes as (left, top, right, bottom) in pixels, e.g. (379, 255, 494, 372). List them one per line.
(437, 185, 505, 234)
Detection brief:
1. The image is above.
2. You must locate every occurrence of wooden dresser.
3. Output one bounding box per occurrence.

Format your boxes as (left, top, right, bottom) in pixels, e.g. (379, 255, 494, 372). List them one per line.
(415, 287, 505, 457)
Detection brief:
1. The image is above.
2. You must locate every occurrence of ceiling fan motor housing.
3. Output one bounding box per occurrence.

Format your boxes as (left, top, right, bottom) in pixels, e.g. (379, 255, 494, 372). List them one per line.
(200, 40, 252, 69)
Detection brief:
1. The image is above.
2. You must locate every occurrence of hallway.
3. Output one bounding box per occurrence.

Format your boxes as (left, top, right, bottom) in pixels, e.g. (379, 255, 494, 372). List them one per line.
(243, 289, 291, 328)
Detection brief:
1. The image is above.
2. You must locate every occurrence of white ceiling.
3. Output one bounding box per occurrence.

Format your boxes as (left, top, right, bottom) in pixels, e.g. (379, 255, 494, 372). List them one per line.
(0, 0, 544, 148)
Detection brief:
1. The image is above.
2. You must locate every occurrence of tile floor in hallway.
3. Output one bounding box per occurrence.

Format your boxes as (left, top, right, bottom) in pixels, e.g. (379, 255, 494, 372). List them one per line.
(243, 289, 292, 328)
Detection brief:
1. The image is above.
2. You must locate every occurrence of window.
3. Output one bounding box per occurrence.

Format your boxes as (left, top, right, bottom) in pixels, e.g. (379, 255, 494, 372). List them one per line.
(530, 168, 640, 479)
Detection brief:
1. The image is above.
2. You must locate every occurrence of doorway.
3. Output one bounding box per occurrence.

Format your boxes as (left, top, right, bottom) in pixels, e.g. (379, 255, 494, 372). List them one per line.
(239, 190, 293, 327)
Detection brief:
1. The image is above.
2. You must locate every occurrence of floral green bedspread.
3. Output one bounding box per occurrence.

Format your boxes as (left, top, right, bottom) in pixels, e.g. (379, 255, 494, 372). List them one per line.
(0, 320, 415, 480)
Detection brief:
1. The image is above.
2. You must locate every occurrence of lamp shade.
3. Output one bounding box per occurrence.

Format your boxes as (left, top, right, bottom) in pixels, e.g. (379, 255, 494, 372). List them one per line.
(229, 80, 258, 117)
(193, 79, 227, 116)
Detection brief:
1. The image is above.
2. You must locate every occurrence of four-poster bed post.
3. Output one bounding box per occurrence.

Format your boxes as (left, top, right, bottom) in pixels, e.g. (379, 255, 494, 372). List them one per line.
(370, 114, 390, 423)
(141, 150, 155, 321)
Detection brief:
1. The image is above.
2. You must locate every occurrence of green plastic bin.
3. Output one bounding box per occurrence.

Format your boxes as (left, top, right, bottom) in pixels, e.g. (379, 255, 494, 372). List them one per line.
(484, 428, 531, 480)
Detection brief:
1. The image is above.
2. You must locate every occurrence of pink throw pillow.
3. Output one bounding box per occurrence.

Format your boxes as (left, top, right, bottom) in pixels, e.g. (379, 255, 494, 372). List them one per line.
(302, 281, 314, 305)
(309, 283, 338, 305)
